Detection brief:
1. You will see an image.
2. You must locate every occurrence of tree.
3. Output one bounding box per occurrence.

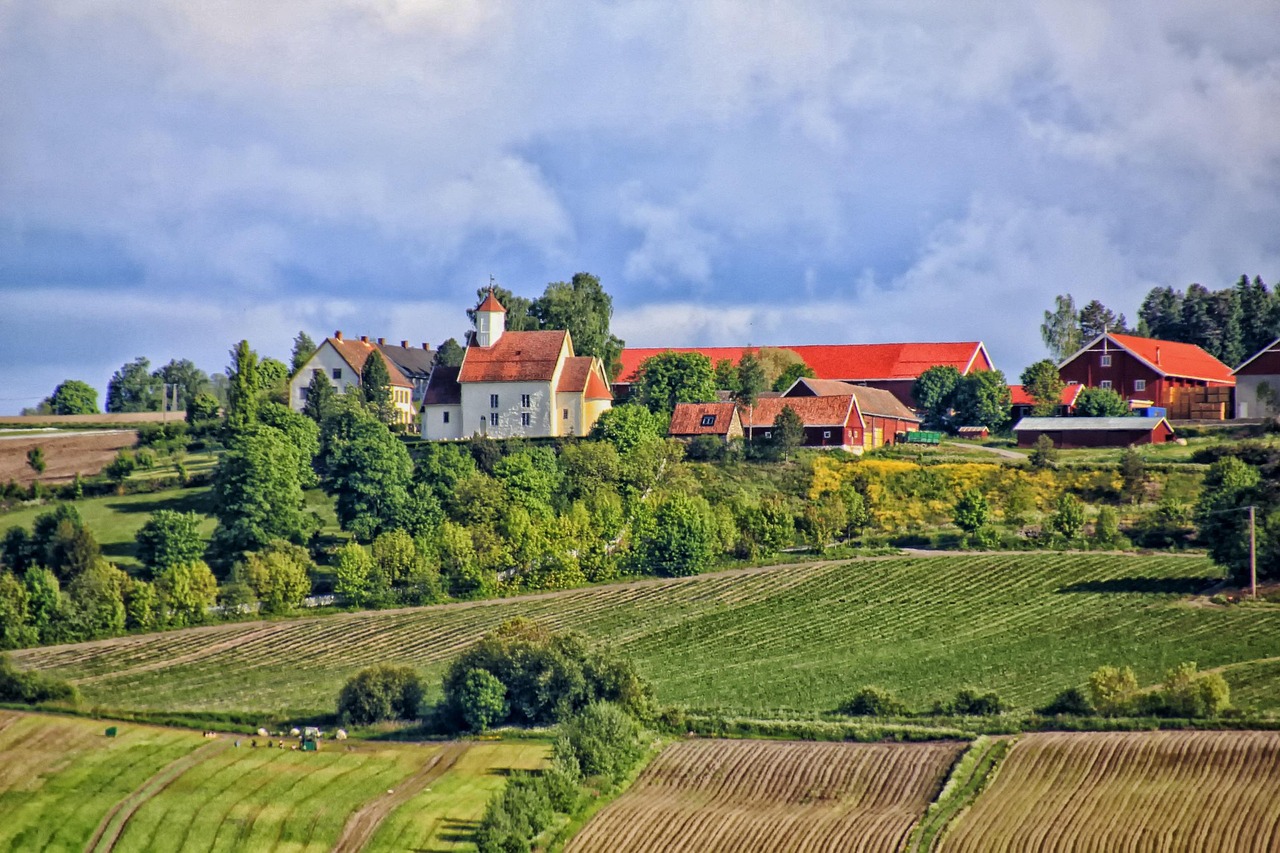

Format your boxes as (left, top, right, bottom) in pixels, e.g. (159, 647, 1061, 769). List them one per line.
(334, 543, 378, 607)
(256, 358, 290, 405)
(713, 358, 739, 394)
(106, 357, 163, 413)
(258, 402, 320, 488)
(302, 370, 336, 423)
(754, 348, 806, 389)
(640, 493, 715, 577)
(1050, 493, 1086, 539)
(0, 572, 36, 649)
(1041, 294, 1083, 361)
(47, 380, 99, 415)
(323, 408, 422, 541)
(26, 447, 45, 475)
(634, 352, 717, 415)
(769, 406, 805, 462)
(454, 668, 509, 732)
(1074, 387, 1130, 417)
(1078, 299, 1127, 339)
(1020, 360, 1065, 417)
(239, 540, 313, 613)
(1119, 447, 1147, 504)
(951, 370, 1011, 432)
(1095, 506, 1124, 547)
(1237, 275, 1277, 359)
(953, 488, 990, 534)
(212, 425, 311, 556)
(772, 361, 816, 393)
(337, 664, 424, 725)
(360, 351, 395, 424)
(433, 337, 465, 368)
(734, 352, 767, 407)
(185, 392, 221, 425)
(530, 272, 625, 376)
(1137, 286, 1183, 340)
(154, 359, 209, 411)
(22, 567, 61, 644)
(225, 341, 259, 431)
(65, 559, 128, 639)
(589, 404, 666, 455)
(1194, 456, 1261, 582)
(554, 702, 645, 782)
(154, 560, 218, 627)
(136, 510, 206, 574)
(1088, 665, 1137, 716)
(912, 365, 961, 429)
(290, 331, 317, 374)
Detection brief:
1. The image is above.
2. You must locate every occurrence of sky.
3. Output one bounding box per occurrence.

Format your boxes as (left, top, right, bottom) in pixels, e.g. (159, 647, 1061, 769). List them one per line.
(2, 1, 1279, 412)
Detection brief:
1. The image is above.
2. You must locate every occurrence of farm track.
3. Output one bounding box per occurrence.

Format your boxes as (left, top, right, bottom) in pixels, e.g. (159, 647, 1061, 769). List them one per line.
(330, 742, 469, 853)
(85, 738, 229, 853)
(939, 731, 1280, 852)
(567, 739, 962, 853)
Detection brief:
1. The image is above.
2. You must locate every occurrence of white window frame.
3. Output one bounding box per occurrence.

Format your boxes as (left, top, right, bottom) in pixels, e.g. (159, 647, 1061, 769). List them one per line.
(1100, 380, 1112, 390)
(1134, 379, 1146, 392)
(822, 430, 831, 439)
(489, 412, 499, 426)
(490, 394, 499, 408)
(700, 414, 717, 427)
(521, 394, 531, 408)
(1100, 355, 1112, 367)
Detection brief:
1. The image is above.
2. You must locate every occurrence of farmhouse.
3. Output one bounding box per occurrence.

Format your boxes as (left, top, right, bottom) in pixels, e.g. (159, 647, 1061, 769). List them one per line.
(1233, 337, 1280, 419)
(1012, 416, 1175, 448)
(289, 333, 417, 425)
(614, 342, 993, 409)
(1009, 384, 1083, 421)
(668, 402, 743, 442)
(420, 291, 612, 440)
(736, 378, 921, 451)
(1057, 333, 1235, 419)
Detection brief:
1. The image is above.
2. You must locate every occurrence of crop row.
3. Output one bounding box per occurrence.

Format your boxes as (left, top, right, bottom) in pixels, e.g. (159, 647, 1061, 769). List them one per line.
(940, 731, 1280, 852)
(17, 553, 1280, 716)
(567, 739, 961, 853)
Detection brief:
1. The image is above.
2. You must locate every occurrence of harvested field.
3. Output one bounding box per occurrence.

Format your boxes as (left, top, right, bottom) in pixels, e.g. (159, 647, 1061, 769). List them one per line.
(14, 554, 1280, 717)
(940, 731, 1280, 852)
(567, 739, 963, 853)
(0, 429, 137, 484)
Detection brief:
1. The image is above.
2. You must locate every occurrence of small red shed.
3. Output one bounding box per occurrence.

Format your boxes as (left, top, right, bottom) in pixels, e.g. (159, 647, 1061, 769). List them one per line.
(1012, 416, 1176, 449)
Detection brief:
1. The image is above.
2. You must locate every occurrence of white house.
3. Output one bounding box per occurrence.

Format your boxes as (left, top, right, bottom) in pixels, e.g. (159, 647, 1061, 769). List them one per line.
(421, 291, 612, 440)
(289, 333, 416, 425)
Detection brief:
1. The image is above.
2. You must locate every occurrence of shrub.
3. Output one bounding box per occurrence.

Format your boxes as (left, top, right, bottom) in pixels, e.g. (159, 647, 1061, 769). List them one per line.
(136, 510, 206, 574)
(1151, 662, 1231, 718)
(456, 667, 509, 732)
(475, 772, 555, 853)
(0, 653, 80, 705)
(839, 686, 908, 717)
(936, 688, 1006, 716)
(1028, 434, 1058, 470)
(238, 540, 313, 614)
(1088, 665, 1138, 716)
(337, 663, 424, 725)
(1037, 686, 1094, 716)
(553, 702, 646, 783)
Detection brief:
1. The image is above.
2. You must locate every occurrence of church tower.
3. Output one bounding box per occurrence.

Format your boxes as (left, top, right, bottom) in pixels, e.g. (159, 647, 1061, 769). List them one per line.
(474, 289, 506, 348)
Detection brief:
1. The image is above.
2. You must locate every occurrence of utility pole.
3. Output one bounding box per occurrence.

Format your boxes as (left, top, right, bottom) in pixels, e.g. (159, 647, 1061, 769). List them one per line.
(1249, 504, 1257, 600)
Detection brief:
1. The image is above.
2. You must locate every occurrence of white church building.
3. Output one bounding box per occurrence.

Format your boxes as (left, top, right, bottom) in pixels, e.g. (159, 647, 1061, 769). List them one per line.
(421, 291, 613, 440)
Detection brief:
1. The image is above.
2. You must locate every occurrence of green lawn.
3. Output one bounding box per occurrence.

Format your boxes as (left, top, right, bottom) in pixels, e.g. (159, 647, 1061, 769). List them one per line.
(0, 711, 204, 851)
(14, 554, 1280, 718)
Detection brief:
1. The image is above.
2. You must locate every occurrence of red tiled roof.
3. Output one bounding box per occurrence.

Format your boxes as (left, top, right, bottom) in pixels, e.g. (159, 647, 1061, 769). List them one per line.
(423, 365, 461, 405)
(785, 378, 920, 421)
(458, 330, 568, 383)
(616, 342, 990, 384)
(329, 338, 413, 387)
(584, 370, 612, 400)
(739, 396, 855, 428)
(476, 290, 506, 313)
(1009, 384, 1082, 407)
(1075, 334, 1235, 384)
(669, 402, 738, 436)
(557, 357, 593, 392)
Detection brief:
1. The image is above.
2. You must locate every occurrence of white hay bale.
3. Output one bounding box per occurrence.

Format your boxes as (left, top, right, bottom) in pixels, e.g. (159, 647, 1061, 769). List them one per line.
(289, 727, 301, 736)
(257, 728, 269, 737)
(335, 729, 348, 740)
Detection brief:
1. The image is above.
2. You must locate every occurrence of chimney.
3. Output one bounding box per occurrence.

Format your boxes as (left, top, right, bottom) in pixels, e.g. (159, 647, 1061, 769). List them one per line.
(377, 337, 385, 345)
(360, 335, 369, 343)
(401, 340, 409, 348)
(334, 330, 343, 340)
(422, 343, 429, 350)
(1156, 347, 1162, 365)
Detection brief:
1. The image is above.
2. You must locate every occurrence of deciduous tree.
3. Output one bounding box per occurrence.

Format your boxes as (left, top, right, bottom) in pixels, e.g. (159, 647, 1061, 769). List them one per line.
(912, 365, 962, 429)
(1041, 294, 1083, 361)
(212, 425, 311, 555)
(360, 351, 395, 424)
(530, 272, 625, 376)
(106, 357, 163, 413)
(1020, 360, 1065, 417)
(290, 331, 317, 374)
(634, 351, 717, 415)
(1074, 386, 1130, 417)
(951, 370, 1011, 432)
(136, 510, 206, 574)
(433, 337, 465, 368)
(47, 380, 99, 415)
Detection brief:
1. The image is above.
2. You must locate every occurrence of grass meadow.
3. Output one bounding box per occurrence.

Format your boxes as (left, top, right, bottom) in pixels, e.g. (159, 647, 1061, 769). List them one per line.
(14, 553, 1280, 718)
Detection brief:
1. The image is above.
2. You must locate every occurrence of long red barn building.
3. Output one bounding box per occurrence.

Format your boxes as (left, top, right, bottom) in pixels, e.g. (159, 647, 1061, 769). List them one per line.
(615, 342, 992, 409)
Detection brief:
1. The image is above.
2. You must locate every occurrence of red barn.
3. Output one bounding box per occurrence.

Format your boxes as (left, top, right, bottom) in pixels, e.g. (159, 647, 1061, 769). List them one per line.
(614, 342, 992, 409)
(739, 379, 921, 451)
(1013, 416, 1175, 448)
(1058, 333, 1235, 419)
(1009, 384, 1083, 421)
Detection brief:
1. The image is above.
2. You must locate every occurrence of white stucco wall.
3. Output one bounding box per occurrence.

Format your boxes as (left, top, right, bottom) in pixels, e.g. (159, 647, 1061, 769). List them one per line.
(422, 404, 464, 439)
(460, 380, 555, 438)
(288, 341, 362, 412)
(1235, 375, 1280, 419)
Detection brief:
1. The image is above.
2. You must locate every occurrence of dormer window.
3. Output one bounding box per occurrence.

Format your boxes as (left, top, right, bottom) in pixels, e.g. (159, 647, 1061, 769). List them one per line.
(700, 414, 717, 427)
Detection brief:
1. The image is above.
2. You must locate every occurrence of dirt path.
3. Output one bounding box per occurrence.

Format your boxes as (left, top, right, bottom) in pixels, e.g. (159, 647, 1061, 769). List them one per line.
(85, 738, 229, 853)
(945, 440, 1026, 460)
(331, 742, 470, 853)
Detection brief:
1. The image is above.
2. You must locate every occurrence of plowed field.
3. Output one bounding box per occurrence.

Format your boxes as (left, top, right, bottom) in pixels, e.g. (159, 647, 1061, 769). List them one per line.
(567, 739, 963, 853)
(0, 429, 137, 484)
(940, 730, 1280, 852)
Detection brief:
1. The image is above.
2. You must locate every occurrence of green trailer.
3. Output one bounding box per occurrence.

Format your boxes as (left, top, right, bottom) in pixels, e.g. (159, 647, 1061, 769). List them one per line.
(903, 431, 943, 445)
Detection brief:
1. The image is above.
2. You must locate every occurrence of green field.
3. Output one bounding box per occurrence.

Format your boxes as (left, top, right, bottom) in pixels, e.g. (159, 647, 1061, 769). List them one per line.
(14, 553, 1280, 717)
(0, 711, 547, 853)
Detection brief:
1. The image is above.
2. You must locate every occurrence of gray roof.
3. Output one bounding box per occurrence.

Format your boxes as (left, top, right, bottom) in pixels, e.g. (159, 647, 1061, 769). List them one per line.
(377, 343, 435, 379)
(1013, 416, 1170, 432)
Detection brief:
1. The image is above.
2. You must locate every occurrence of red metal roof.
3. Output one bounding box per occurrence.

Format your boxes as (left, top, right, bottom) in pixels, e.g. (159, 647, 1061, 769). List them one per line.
(616, 342, 990, 384)
(476, 290, 506, 313)
(458, 330, 568, 383)
(669, 402, 738, 435)
(739, 396, 856, 428)
(328, 338, 413, 387)
(1008, 384, 1082, 407)
(1067, 334, 1235, 384)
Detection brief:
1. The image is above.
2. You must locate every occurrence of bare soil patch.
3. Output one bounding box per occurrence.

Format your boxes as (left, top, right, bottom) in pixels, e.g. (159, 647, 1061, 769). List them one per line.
(0, 430, 137, 485)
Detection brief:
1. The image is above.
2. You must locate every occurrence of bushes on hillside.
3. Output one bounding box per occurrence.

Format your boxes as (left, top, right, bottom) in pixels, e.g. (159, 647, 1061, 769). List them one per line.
(0, 653, 79, 705)
(336, 664, 424, 725)
(935, 689, 1007, 716)
(839, 686, 908, 717)
(554, 701, 646, 783)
